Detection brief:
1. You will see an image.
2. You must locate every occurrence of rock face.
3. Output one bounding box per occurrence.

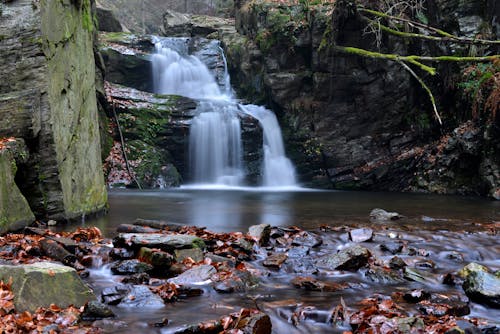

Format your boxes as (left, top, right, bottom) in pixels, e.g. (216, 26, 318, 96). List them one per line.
(0, 0, 107, 225)
(0, 262, 96, 312)
(0, 143, 35, 233)
(227, 0, 500, 196)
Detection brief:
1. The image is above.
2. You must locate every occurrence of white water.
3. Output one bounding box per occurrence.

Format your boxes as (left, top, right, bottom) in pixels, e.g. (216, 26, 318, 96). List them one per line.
(241, 105, 296, 187)
(152, 38, 297, 187)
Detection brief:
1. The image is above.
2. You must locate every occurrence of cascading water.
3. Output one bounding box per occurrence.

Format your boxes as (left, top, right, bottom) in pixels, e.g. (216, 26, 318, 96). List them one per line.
(152, 37, 297, 187)
(241, 105, 296, 187)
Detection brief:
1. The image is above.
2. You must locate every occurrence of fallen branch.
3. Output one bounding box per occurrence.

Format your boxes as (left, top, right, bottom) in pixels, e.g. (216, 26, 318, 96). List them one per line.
(111, 102, 142, 190)
(398, 60, 442, 125)
(358, 7, 500, 45)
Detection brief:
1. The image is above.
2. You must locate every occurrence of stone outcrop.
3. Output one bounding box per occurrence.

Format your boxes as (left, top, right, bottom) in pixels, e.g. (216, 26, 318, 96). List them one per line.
(0, 262, 96, 312)
(0, 0, 107, 227)
(0, 141, 35, 233)
(226, 0, 499, 196)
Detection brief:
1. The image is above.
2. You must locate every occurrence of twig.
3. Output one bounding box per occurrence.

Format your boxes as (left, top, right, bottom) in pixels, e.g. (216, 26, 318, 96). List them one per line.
(359, 7, 500, 45)
(398, 60, 442, 125)
(111, 101, 143, 189)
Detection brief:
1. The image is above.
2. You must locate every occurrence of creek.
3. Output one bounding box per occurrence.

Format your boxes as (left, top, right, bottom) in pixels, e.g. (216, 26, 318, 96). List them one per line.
(73, 189, 500, 333)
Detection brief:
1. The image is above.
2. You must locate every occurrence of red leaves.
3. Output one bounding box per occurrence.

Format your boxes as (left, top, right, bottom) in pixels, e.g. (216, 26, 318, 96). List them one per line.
(0, 279, 15, 316)
(151, 283, 179, 302)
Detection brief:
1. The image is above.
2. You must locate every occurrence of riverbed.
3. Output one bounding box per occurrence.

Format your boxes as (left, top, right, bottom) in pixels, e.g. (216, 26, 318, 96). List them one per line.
(77, 189, 499, 333)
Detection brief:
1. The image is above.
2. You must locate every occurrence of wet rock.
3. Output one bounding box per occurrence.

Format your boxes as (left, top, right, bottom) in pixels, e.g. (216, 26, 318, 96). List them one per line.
(349, 228, 373, 243)
(291, 276, 348, 292)
(96, 7, 123, 32)
(389, 256, 407, 269)
(82, 300, 115, 320)
(134, 218, 183, 232)
(403, 267, 439, 284)
(114, 233, 206, 251)
(92, 319, 128, 331)
(441, 251, 465, 262)
(458, 262, 489, 278)
(462, 271, 500, 308)
(175, 248, 204, 263)
(248, 224, 271, 246)
(169, 263, 189, 276)
(206, 253, 235, 265)
(138, 247, 174, 269)
(117, 285, 165, 308)
(116, 224, 159, 233)
(315, 245, 371, 271)
(292, 232, 322, 248)
(403, 289, 431, 303)
(380, 242, 404, 255)
(234, 238, 254, 253)
(418, 296, 470, 317)
(263, 253, 287, 268)
(370, 208, 403, 222)
(414, 259, 436, 269)
(445, 320, 481, 334)
(284, 258, 318, 274)
(168, 265, 216, 285)
(110, 259, 153, 275)
(365, 266, 405, 284)
(236, 311, 272, 334)
(101, 285, 130, 305)
(121, 272, 150, 285)
(0, 262, 96, 312)
(393, 317, 425, 333)
(110, 247, 135, 260)
(287, 246, 309, 258)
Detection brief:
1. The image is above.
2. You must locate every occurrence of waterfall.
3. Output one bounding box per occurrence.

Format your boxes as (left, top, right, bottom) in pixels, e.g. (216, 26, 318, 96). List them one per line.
(151, 37, 297, 188)
(241, 105, 296, 187)
(189, 102, 243, 185)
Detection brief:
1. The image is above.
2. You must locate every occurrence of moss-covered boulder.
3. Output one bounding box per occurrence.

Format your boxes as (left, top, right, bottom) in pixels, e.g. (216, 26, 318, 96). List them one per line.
(0, 0, 107, 220)
(0, 147, 35, 234)
(0, 262, 96, 312)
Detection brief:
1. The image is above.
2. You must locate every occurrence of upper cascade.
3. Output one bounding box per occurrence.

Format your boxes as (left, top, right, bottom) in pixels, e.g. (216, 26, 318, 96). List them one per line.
(151, 36, 297, 188)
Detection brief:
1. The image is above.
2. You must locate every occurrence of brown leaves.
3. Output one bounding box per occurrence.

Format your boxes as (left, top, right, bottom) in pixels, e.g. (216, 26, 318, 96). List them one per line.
(0, 280, 98, 333)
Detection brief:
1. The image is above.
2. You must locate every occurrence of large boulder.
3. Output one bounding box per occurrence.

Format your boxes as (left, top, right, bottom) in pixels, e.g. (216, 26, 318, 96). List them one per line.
(0, 262, 96, 312)
(315, 245, 371, 271)
(0, 0, 107, 220)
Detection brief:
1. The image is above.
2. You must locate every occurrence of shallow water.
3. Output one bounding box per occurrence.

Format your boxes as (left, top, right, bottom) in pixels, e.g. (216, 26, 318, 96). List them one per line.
(76, 189, 499, 333)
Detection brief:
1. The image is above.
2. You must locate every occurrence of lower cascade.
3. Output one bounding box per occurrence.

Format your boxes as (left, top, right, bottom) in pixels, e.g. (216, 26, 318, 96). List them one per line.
(152, 37, 296, 187)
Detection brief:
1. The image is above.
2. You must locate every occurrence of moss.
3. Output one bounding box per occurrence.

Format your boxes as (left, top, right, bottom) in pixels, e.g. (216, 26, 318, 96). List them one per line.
(81, 0, 94, 32)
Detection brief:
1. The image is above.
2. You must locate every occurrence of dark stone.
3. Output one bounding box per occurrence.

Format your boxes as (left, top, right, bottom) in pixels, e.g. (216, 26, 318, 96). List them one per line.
(403, 289, 431, 303)
(96, 7, 123, 32)
(82, 301, 115, 320)
(365, 266, 405, 284)
(415, 259, 436, 269)
(315, 245, 371, 271)
(121, 272, 150, 285)
(248, 224, 271, 246)
(236, 311, 272, 334)
(287, 246, 309, 258)
(291, 276, 348, 292)
(370, 208, 403, 222)
(389, 256, 407, 269)
(110, 248, 135, 260)
(110, 259, 153, 275)
(380, 242, 404, 255)
(138, 247, 174, 269)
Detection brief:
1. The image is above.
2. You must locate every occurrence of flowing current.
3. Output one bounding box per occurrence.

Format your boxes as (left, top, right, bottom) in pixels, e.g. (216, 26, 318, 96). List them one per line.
(152, 38, 296, 187)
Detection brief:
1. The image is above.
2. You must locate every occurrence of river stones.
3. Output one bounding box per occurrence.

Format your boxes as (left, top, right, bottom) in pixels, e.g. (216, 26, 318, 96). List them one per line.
(349, 228, 373, 243)
(110, 259, 153, 275)
(248, 224, 271, 245)
(139, 247, 174, 269)
(0, 262, 96, 312)
(168, 264, 216, 285)
(370, 208, 403, 222)
(462, 271, 500, 308)
(315, 245, 371, 271)
(114, 233, 206, 251)
(365, 266, 405, 284)
(263, 253, 287, 268)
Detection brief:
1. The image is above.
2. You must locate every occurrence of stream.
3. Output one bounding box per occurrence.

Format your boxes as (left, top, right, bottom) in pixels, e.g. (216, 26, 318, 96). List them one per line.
(69, 189, 499, 333)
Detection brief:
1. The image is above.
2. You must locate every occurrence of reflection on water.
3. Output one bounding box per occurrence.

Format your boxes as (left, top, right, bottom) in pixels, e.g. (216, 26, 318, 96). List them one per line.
(76, 189, 500, 237)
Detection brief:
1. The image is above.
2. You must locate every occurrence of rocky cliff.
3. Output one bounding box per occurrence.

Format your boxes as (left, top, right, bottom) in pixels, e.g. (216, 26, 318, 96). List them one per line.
(225, 0, 499, 197)
(0, 0, 107, 231)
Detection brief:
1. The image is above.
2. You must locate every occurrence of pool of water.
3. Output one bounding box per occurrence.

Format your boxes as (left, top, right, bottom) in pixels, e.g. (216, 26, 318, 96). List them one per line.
(74, 189, 499, 333)
(79, 188, 499, 236)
